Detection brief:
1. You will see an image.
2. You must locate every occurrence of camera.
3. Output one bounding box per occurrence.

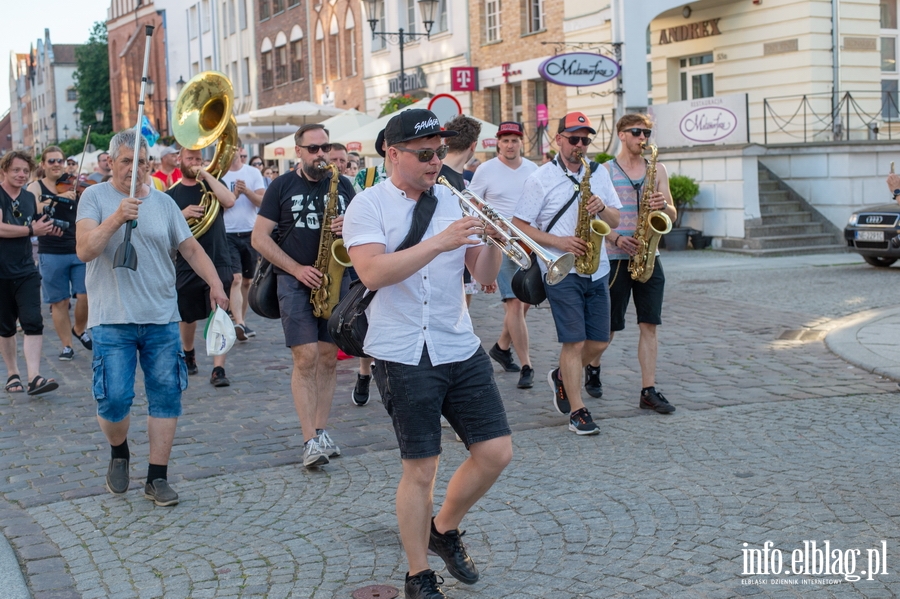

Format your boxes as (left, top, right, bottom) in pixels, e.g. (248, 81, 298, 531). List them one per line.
(40, 195, 72, 231)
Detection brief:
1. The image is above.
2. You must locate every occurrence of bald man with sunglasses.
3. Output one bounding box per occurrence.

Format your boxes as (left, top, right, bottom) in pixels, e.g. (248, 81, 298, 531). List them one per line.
(252, 123, 355, 469)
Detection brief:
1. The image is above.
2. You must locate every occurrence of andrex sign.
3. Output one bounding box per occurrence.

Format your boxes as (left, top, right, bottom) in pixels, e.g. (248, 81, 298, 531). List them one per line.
(538, 53, 619, 87)
(659, 19, 722, 45)
(648, 93, 748, 148)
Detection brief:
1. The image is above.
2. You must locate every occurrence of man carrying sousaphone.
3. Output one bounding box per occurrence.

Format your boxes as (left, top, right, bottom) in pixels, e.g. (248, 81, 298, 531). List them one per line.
(587, 114, 678, 414)
(168, 146, 236, 386)
(252, 123, 355, 469)
(512, 112, 621, 436)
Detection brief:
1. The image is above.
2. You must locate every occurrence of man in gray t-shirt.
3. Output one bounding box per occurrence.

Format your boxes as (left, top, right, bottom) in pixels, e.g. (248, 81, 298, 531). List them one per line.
(76, 130, 229, 507)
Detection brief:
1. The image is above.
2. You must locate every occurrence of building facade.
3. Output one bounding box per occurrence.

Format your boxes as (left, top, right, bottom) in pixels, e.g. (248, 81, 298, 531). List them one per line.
(468, 0, 568, 159)
(255, 0, 313, 105)
(8, 52, 33, 152)
(362, 0, 469, 117)
(309, 0, 366, 111)
(106, 1, 168, 135)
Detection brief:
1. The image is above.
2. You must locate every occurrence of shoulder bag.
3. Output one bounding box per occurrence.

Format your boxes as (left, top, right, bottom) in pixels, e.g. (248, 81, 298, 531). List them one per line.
(328, 191, 438, 357)
(248, 208, 305, 319)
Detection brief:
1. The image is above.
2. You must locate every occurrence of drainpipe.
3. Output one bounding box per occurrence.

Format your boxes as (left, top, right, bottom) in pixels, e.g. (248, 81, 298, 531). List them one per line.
(832, 0, 841, 140)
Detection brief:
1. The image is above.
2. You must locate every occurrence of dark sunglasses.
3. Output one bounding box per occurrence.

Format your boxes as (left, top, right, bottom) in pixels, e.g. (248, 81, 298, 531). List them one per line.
(298, 143, 334, 154)
(46, 158, 65, 165)
(240, 154, 248, 158)
(11, 199, 22, 219)
(251, 161, 263, 167)
(394, 145, 448, 162)
(561, 135, 593, 146)
(627, 128, 653, 138)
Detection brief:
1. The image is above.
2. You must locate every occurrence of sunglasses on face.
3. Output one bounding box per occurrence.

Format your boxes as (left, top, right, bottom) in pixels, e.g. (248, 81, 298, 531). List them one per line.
(561, 135, 592, 146)
(298, 143, 334, 154)
(627, 128, 653, 138)
(45, 158, 65, 165)
(240, 154, 248, 159)
(394, 145, 448, 162)
(251, 161, 263, 167)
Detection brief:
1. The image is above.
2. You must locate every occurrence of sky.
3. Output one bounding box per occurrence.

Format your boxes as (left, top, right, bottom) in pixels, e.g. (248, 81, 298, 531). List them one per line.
(0, 0, 111, 115)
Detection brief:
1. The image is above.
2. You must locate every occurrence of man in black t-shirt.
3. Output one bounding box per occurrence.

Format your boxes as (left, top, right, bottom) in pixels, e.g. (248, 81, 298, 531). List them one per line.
(0, 152, 63, 396)
(167, 147, 236, 387)
(252, 122, 355, 468)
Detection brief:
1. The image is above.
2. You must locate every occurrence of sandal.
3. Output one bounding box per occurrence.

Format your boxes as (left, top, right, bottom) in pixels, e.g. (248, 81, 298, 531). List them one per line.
(5, 374, 24, 393)
(27, 375, 59, 396)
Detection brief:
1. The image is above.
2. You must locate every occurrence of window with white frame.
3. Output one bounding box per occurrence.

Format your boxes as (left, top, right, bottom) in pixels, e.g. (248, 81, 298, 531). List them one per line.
(345, 10, 357, 76)
(406, 0, 417, 36)
(329, 16, 341, 79)
(433, 0, 448, 33)
(524, 0, 543, 34)
(882, 0, 899, 118)
(679, 53, 714, 101)
(189, 6, 199, 38)
(239, 0, 247, 29)
(201, 0, 211, 32)
(371, 0, 386, 50)
(485, 0, 500, 43)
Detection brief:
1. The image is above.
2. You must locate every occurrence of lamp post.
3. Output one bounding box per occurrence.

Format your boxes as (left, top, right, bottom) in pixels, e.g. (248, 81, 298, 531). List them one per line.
(366, 0, 439, 96)
(95, 109, 104, 124)
(63, 125, 69, 139)
(73, 106, 81, 134)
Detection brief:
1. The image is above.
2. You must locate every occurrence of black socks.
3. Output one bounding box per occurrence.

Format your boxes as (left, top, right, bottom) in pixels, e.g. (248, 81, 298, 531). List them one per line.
(110, 440, 129, 461)
(147, 464, 167, 484)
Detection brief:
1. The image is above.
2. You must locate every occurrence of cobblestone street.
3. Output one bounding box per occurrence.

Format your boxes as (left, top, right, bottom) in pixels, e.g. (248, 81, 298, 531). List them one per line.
(2, 251, 899, 598)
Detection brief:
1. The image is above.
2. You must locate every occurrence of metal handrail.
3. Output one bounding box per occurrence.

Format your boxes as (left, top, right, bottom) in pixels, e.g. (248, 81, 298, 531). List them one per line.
(763, 90, 900, 144)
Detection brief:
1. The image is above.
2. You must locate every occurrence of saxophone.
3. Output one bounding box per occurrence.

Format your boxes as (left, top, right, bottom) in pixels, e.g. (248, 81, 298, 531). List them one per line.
(628, 143, 672, 283)
(310, 164, 352, 319)
(574, 151, 611, 275)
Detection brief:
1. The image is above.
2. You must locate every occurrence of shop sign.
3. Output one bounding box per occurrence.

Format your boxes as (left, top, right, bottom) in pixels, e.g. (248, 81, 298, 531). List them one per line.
(538, 53, 619, 87)
(648, 93, 748, 147)
(536, 104, 549, 127)
(451, 67, 478, 92)
(389, 67, 427, 94)
(346, 142, 362, 152)
(658, 19, 721, 45)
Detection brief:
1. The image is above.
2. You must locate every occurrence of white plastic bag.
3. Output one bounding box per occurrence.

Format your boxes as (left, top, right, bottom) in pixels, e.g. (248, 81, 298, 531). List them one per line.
(204, 307, 236, 356)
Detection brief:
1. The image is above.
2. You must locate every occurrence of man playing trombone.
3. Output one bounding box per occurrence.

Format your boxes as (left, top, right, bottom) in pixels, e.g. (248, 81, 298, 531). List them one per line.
(512, 112, 621, 436)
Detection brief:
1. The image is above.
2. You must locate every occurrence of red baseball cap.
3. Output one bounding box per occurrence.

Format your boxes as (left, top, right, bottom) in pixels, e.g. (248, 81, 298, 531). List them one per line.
(557, 112, 596, 135)
(497, 121, 524, 137)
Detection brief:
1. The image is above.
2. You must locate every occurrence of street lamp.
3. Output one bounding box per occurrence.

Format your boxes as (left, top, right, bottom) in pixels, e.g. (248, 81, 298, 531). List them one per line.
(95, 109, 104, 124)
(73, 106, 81, 132)
(366, 0, 439, 96)
(147, 77, 156, 98)
(176, 75, 186, 92)
(63, 125, 69, 139)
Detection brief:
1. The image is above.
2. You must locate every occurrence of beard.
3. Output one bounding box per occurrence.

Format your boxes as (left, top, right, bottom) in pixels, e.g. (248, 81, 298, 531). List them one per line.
(302, 157, 327, 180)
(182, 165, 201, 179)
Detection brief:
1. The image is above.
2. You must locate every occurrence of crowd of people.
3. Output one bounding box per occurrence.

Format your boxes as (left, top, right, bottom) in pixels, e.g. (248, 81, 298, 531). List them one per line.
(0, 109, 679, 599)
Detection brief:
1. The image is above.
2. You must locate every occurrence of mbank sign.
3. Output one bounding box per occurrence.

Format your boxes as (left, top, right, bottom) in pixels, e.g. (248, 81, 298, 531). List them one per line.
(539, 53, 619, 87)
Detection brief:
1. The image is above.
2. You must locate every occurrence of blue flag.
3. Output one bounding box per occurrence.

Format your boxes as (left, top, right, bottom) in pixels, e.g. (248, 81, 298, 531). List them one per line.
(141, 115, 160, 147)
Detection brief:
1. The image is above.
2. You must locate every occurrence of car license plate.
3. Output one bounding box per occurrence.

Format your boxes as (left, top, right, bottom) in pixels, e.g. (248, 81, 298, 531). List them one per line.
(856, 230, 884, 241)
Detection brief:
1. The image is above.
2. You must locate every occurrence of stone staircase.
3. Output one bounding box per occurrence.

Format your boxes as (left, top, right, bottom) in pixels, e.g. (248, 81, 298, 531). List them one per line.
(718, 163, 846, 256)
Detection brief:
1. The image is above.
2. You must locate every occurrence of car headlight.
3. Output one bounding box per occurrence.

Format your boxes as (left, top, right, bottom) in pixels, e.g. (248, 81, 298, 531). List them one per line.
(848, 214, 859, 226)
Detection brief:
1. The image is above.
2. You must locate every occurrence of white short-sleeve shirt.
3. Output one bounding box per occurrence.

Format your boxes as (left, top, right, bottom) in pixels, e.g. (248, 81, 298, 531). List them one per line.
(342, 178, 481, 366)
(467, 156, 539, 219)
(515, 157, 623, 280)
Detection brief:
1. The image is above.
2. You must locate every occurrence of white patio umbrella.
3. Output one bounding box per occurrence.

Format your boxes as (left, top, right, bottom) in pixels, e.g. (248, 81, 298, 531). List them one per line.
(330, 99, 499, 157)
(67, 149, 104, 174)
(263, 109, 376, 160)
(236, 101, 344, 127)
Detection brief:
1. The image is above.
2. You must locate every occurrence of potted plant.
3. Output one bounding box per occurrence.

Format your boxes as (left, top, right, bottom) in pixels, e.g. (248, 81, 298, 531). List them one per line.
(665, 174, 700, 251)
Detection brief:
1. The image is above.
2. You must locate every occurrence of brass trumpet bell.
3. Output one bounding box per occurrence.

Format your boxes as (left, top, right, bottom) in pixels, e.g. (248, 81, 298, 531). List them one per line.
(173, 71, 234, 150)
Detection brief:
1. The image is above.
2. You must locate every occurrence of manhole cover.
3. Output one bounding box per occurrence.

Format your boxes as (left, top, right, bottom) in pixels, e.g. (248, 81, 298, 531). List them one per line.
(351, 585, 399, 599)
(777, 329, 826, 341)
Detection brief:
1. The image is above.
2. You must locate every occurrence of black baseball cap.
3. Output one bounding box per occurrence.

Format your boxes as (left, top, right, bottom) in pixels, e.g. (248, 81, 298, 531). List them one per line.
(375, 128, 386, 158)
(384, 109, 458, 147)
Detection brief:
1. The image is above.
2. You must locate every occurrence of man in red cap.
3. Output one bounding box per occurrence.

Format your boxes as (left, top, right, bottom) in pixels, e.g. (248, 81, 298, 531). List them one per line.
(512, 112, 621, 436)
(469, 121, 539, 388)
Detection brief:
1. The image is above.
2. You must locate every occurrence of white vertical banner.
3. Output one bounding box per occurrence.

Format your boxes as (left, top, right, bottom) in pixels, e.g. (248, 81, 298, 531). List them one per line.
(648, 93, 748, 148)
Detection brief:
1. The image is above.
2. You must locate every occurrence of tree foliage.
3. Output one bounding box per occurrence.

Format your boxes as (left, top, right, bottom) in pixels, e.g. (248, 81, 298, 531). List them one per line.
(57, 131, 115, 157)
(73, 22, 112, 135)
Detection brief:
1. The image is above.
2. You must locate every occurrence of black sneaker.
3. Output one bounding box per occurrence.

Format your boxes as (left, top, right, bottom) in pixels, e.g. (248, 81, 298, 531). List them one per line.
(352, 374, 371, 406)
(244, 324, 256, 338)
(144, 479, 179, 506)
(584, 365, 602, 398)
(58, 346, 74, 361)
(428, 519, 479, 584)
(210, 367, 230, 387)
(234, 323, 248, 341)
(548, 368, 570, 415)
(405, 570, 447, 599)
(72, 328, 93, 351)
(640, 387, 676, 414)
(488, 343, 519, 372)
(569, 408, 600, 435)
(184, 350, 198, 375)
(517, 365, 534, 389)
(106, 457, 129, 495)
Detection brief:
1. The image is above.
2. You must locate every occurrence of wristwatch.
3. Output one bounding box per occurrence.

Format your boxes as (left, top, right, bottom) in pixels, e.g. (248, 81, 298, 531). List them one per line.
(893, 189, 900, 199)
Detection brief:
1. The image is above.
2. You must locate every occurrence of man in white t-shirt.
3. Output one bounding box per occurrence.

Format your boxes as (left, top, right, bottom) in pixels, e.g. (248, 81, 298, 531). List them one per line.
(221, 147, 266, 340)
(468, 122, 539, 389)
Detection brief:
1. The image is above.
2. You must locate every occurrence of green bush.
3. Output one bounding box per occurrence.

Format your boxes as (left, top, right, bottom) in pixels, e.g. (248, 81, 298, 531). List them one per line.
(592, 152, 614, 164)
(668, 174, 700, 209)
(379, 94, 416, 117)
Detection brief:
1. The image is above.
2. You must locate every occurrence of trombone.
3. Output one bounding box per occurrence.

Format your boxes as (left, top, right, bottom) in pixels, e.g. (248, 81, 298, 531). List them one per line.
(437, 176, 575, 285)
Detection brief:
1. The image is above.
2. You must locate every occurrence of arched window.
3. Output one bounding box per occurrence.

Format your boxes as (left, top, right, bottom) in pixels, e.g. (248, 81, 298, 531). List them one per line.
(260, 37, 273, 89)
(315, 20, 325, 84)
(274, 32, 287, 85)
(345, 8, 357, 76)
(290, 25, 304, 81)
(329, 15, 340, 80)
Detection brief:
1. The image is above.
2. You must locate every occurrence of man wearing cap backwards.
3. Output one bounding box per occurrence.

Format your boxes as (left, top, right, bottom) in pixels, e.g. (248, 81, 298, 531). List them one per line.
(252, 123, 355, 469)
(343, 109, 511, 599)
(153, 146, 182, 188)
(469, 121, 539, 389)
(512, 112, 622, 436)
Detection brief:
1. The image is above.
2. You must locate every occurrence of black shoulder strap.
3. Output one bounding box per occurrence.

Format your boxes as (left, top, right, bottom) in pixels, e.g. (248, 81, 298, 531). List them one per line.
(545, 157, 598, 234)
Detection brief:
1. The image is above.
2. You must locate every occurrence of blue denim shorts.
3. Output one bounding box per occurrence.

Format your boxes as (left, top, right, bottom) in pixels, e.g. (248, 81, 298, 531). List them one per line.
(495, 254, 522, 301)
(39, 253, 86, 304)
(91, 323, 188, 422)
(544, 273, 611, 343)
(373, 346, 511, 460)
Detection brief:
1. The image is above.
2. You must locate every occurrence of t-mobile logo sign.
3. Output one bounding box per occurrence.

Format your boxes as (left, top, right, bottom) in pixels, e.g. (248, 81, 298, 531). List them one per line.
(450, 67, 478, 92)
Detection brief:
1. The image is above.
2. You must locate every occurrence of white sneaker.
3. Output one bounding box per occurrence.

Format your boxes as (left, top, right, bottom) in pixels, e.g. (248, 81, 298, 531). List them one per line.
(302, 438, 329, 467)
(317, 430, 341, 457)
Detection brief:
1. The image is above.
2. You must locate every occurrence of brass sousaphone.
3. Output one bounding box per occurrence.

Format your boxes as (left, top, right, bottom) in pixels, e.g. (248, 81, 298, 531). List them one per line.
(172, 71, 238, 237)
